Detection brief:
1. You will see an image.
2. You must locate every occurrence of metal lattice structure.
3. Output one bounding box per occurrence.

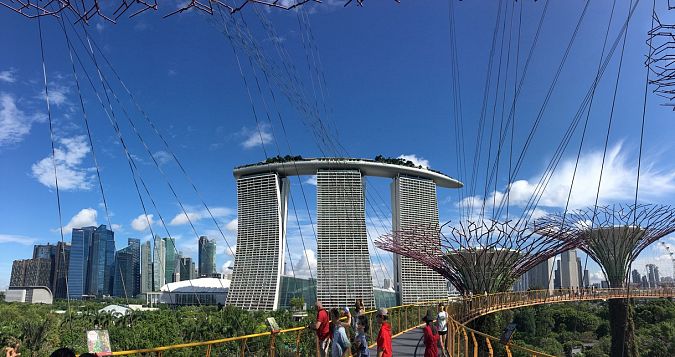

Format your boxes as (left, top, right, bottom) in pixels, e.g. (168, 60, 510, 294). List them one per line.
(0, 0, 319, 22)
(647, 10, 675, 109)
(534, 204, 675, 287)
(375, 219, 578, 294)
(0, 0, 400, 22)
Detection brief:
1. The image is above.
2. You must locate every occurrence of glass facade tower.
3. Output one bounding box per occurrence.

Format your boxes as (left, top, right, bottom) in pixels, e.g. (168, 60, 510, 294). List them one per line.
(67, 226, 95, 299)
(164, 237, 177, 283)
(198, 236, 216, 277)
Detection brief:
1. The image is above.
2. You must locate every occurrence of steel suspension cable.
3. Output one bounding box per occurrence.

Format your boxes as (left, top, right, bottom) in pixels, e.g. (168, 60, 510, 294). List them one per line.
(36, 12, 73, 339)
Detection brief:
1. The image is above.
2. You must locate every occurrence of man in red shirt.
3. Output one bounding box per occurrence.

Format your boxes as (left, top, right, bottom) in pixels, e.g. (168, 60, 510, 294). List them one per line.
(309, 300, 331, 357)
(376, 308, 392, 357)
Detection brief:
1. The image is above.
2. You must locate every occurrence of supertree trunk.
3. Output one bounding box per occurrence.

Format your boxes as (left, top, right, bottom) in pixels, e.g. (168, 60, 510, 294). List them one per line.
(608, 298, 638, 357)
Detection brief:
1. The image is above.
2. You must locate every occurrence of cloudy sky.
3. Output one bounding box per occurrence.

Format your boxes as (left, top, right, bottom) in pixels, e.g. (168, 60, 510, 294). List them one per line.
(1, 0, 675, 290)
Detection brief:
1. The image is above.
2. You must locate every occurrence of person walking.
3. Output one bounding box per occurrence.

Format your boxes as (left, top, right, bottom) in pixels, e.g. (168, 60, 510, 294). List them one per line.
(422, 310, 439, 357)
(309, 301, 332, 357)
(375, 308, 392, 357)
(331, 308, 352, 357)
(436, 302, 448, 356)
(353, 315, 370, 357)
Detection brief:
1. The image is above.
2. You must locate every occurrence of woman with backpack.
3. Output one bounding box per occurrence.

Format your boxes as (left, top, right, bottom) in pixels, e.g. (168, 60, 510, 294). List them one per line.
(422, 310, 439, 357)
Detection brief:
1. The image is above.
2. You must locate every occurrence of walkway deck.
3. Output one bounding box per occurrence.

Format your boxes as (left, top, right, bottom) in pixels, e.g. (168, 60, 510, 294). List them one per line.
(370, 328, 443, 356)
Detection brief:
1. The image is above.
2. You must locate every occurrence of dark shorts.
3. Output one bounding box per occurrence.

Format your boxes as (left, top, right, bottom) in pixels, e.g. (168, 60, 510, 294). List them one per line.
(438, 331, 447, 336)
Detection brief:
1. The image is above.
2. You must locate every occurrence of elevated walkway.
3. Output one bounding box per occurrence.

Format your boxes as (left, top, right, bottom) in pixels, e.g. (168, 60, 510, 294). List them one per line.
(107, 288, 674, 356)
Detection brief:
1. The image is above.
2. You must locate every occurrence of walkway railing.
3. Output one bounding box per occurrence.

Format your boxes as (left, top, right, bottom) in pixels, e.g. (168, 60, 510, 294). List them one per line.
(107, 288, 675, 356)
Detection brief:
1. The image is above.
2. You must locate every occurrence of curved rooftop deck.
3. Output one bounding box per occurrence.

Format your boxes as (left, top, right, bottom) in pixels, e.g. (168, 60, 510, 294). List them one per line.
(233, 158, 463, 189)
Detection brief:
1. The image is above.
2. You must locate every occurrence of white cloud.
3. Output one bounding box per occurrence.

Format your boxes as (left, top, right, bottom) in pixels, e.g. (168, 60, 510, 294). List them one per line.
(221, 260, 233, 274)
(111, 223, 122, 231)
(60, 208, 98, 234)
(241, 124, 273, 149)
(37, 82, 69, 107)
(0, 93, 46, 147)
(226, 218, 238, 232)
(292, 249, 317, 278)
(305, 175, 317, 186)
(131, 214, 155, 232)
(95, 23, 105, 32)
(152, 150, 172, 165)
(31, 135, 93, 190)
(0, 234, 37, 245)
(398, 154, 430, 169)
(0, 69, 16, 83)
(459, 143, 675, 212)
(169, 207, 234, 226)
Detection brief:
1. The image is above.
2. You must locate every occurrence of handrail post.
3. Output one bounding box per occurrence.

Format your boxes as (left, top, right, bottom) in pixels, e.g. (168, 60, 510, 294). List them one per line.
(462, 327, 469, 357)
(505, 344, 512, 357)
(485, 337, 493, 357)
(269, 332, 276, 357)
(295, 330, 301, 357)
(240, 339, 246, 357)
(206, 344, 212, 357)
(471, 331, 478, 357)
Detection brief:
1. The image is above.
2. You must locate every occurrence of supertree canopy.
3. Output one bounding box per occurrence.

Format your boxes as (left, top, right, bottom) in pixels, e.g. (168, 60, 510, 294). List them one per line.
(375, 219, 578, 295)
(534, 203, 675, 357)
(534, 203, 675, 288)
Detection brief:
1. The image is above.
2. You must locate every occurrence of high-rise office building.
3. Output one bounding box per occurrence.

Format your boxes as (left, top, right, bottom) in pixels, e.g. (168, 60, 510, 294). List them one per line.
(10, 258, 51, 287)
(87, 225, 115, 296)
(164, 237, 177, 283)
(392, 175, 446, 304)
(560, 250, 580, 289)
(646, 264, 660, 288)
(227, 173, 288, 310)
(631, 269, 641, 285)
(553, 260, 561, 289)
(67, 226, 96, 299)
(153, 235, 166, 291)
(112, 239, 141, 297)
(141, 241, 153, 294)
(527, 257, 555, 293)
(52, 242, 70, 299)
(198, 236, 216, 277)
(179, 257, 195, 281)
(31, 243, 60, 292)
(316, 170, 374, 308)
(112, 249, 133, 297)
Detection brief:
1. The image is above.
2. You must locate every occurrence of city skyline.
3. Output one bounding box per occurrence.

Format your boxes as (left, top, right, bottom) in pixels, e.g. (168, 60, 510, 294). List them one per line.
(2, 0, 675, 292)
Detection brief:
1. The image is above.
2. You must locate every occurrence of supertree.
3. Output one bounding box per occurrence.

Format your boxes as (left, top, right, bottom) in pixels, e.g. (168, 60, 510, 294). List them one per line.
(376, 219, 577, 356)
(534, 203, 675, 357)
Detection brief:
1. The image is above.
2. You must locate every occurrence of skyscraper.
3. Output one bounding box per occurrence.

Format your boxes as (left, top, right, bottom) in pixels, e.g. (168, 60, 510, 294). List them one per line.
(32, 243, 60, 292)
(10, 259, 51, 287)
(87, 225, 115, 296)
(112, 239, 141, 297)
(646, 264, 660, 288)
(52, 242, 70, 299)
(631, 269, 641, 285)
(560, 250, 580, 289)
(164, 237, 177, 283)
(153, 235, 166, 291)
(141, 241, 153, 294)
(179, 257, 194, 281)
(316, 170, 374, 308)
(198, 236, 216, 277)
(112, 249, 133, 297)
(67, 226, 96, 299)
(527, 257, 555, 293)
(392, 175, 447, 304)
(227, 173, 287, 310)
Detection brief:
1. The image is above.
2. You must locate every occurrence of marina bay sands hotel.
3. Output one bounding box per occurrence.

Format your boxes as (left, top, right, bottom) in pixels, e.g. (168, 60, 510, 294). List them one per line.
(226, 158, 462, 310)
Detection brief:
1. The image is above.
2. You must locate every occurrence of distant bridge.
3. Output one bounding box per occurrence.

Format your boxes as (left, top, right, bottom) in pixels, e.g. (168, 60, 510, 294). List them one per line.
(108, 287, 674, 357)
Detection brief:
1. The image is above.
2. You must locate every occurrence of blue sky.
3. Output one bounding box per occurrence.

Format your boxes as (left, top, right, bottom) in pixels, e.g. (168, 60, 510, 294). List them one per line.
(1, 0, 675, 290)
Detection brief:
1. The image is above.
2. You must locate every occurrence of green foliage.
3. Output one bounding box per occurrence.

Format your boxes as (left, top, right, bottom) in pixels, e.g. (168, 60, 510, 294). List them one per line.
(510, 300, 675, 357)
(0, 300, 316, 356)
